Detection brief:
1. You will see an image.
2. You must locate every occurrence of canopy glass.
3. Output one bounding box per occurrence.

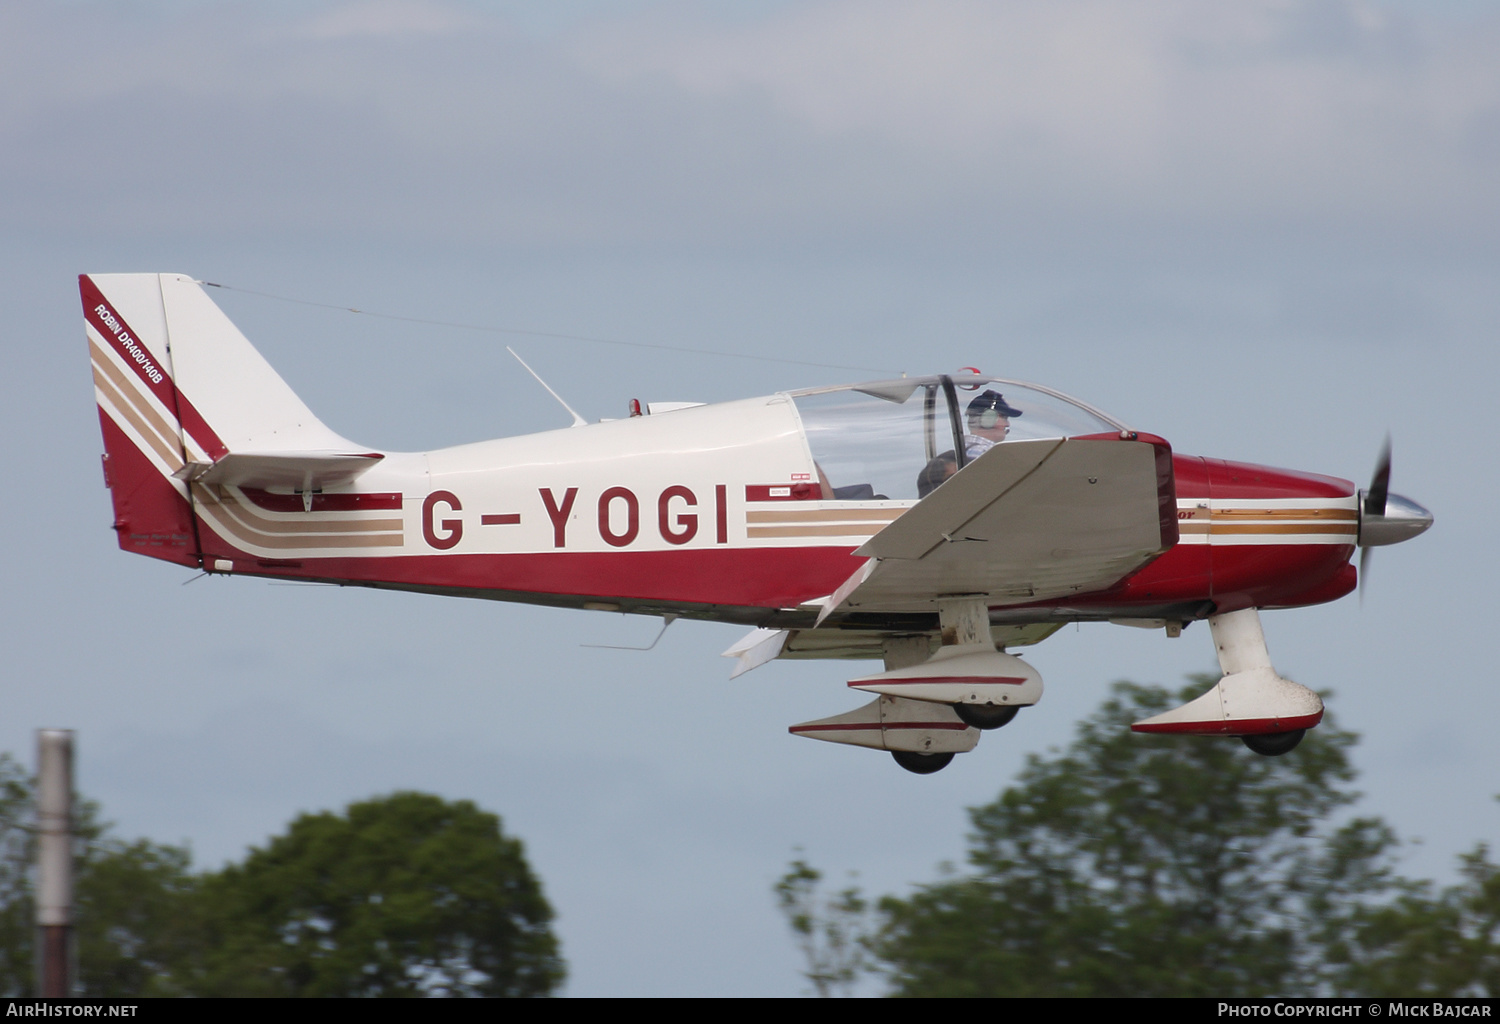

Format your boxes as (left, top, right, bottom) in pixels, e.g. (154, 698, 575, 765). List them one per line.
(788, 374, 1126, 502)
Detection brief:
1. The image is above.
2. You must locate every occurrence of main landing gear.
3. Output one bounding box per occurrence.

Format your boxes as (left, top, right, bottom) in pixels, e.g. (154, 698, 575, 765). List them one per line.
(791, 598, 1045, 776)
(892, 751, 955, 774)
(887, 701, 1016, 770)
(953, 703, 1020, 731)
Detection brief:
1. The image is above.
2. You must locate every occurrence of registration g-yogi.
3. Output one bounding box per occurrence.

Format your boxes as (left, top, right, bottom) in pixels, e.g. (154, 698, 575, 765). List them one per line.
(81, 273, 1433, 774)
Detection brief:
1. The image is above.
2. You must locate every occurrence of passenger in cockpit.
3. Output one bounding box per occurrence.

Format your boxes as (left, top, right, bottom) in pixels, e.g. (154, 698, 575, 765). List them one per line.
(963, 390, 1023, 461)
(917, 451, 957, 498)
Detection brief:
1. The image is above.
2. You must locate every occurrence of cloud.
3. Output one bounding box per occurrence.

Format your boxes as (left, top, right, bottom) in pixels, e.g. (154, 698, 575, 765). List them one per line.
(299, 0, 485, 39)
(573, 0, 1500, 226)
(1, 0, 1495, 250)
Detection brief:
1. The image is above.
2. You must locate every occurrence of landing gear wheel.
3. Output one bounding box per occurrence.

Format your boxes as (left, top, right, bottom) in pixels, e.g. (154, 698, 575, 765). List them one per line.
(954, 703, 1020, 731)
(1241, 730, 1305, 756)
(892, 751, 955, 775)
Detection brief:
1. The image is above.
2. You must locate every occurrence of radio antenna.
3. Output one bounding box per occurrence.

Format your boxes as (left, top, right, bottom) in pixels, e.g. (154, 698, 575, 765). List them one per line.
(506, 346, 588, 428)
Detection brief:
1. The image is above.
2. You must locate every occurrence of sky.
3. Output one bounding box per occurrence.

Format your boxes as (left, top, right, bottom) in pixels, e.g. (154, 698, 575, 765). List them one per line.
(2, 0, 1497, 996)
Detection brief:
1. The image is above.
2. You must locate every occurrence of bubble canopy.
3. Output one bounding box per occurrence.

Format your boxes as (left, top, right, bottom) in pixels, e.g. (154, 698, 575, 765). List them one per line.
(786, 374, 1129, 502)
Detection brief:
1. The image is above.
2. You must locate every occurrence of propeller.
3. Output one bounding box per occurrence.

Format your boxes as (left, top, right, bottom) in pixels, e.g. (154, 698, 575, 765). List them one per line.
(1356, 436, 1432, 602)
(1358, 437, 1390, 601)
(1364, 436, 1391, 519)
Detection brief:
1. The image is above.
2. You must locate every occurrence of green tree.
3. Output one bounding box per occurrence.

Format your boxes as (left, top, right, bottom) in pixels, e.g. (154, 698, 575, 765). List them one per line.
(871, 679, 1398, 997)
(776, 857, 872, 997)
(184, 792, 564, 997)
(0, 755, 34, 996)
(0, 753, 197, 997)
(1318, 839, 1500, 996)
(74, 836, 198, 997)
(1, 765, 563, 997)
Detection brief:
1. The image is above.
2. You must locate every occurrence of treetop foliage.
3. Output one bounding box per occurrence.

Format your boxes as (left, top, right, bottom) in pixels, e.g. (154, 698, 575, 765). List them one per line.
(781, 680, 1500, 998)
(190, 792, 563, 997)
(775, 857, 872, 998)
(0, 764, 563, 998)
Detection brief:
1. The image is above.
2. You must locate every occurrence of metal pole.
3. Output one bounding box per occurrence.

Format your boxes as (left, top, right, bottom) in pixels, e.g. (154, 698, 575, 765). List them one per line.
(35, 729, 73, 998)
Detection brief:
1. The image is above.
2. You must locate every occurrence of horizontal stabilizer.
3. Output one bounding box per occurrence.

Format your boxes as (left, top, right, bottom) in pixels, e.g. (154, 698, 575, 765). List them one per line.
(177, 451, 384, 491)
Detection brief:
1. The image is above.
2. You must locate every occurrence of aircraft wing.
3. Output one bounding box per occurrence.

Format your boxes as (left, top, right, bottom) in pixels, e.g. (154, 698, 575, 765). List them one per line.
(818, 434, 1176, 618)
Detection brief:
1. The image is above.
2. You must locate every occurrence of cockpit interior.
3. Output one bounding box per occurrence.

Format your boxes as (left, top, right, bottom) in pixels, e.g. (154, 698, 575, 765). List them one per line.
(788, 373, 1127, 501)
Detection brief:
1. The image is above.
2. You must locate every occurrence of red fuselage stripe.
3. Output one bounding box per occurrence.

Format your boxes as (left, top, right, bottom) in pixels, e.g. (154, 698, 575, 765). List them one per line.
(241, 488, 403, 513)
(789, 722, 971, 733)
(746, 483, 820, 502)
(850, 676, 1029, 686)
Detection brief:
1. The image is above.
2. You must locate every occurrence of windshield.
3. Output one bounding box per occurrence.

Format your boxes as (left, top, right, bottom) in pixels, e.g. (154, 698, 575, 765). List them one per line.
(950, 376, 1122, 443)
(789, 375, 1124, 501)
(791, 382, 938, 501)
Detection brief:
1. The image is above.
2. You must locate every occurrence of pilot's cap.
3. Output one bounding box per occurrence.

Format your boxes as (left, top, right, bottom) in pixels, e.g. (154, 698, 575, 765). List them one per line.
(967, 389, 1023, 426)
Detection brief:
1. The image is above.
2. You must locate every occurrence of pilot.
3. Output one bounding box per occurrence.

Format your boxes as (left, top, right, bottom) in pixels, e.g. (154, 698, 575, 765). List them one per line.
(964, 390, 1023, 461)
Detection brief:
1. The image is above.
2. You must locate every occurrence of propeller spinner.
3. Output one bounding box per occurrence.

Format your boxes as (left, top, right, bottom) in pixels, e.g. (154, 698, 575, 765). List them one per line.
(1357, 437, 1433, 597)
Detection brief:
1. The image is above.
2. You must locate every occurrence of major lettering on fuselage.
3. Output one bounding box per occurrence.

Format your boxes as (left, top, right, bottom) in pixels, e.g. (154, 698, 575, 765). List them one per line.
(83, 273, 1432, 773)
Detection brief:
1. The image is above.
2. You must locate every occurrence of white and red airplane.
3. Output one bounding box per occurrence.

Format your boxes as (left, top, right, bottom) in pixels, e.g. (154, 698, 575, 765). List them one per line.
(82, 273, 1432, 773)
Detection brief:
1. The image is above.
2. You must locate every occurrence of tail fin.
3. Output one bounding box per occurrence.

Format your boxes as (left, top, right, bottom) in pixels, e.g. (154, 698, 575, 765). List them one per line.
(82, 273, 370, 566)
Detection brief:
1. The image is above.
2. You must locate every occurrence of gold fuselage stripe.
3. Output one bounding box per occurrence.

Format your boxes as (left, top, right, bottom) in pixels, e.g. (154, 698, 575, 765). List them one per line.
(1206, 508, 1357, 521)
(748, 524, 888, 539)
(746, 508, 904, 524)
(193, 485, 404, 550)
(1188, 522, 1356, 536)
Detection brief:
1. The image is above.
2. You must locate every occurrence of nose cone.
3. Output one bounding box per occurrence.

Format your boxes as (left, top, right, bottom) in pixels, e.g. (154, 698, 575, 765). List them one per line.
(1359, 492, 1433, 547)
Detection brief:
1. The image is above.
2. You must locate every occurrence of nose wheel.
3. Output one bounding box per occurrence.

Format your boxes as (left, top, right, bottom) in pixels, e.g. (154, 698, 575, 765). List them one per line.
(1241, 730, 1305, 756)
